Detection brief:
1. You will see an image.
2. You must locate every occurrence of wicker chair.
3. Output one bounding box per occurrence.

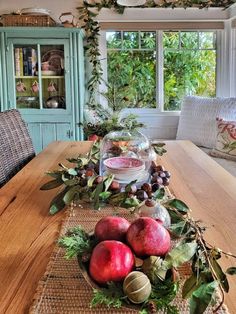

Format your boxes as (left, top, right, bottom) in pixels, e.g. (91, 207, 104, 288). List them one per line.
(0, 109, 35, 187)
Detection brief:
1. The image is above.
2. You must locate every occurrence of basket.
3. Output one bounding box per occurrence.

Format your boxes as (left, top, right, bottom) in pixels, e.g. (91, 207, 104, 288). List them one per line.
(0, 14, 56, 27)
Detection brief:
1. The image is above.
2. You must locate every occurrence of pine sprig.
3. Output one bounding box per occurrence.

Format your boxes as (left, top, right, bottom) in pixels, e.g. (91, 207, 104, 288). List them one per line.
(58, 226, 93, 259)
(90, 282, 125, 309)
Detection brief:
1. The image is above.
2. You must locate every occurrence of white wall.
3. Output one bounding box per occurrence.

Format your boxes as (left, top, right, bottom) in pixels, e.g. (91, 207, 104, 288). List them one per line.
(0, 0, 82, 23)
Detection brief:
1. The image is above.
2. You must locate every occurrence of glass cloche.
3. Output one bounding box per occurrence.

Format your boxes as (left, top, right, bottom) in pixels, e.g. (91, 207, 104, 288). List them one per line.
(100, 130, 156, 186)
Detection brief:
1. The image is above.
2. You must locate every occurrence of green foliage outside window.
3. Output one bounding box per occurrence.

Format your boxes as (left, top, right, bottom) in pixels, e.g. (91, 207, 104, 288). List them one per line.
(106, 31, 216, 111)
(107, 31, 156, 108)
(163, 31, 216, 110)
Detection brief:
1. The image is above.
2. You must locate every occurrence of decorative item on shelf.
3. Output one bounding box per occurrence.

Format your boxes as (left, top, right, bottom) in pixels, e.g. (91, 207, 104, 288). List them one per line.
(47, 81, 57, 92)
(42, 49, 64, 75)
(45, 96, 65, 108)
(41, 61, 50, 71)
(0, 8, 56, 27)
(31, 80, 39, 93)
(59, 12, 77, 28)
(99, 130, 155, 185)
(16, 80, 26, 93)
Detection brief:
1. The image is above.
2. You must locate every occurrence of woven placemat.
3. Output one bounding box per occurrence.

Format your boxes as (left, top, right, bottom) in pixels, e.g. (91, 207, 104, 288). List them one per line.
(30, 206, 229, 314)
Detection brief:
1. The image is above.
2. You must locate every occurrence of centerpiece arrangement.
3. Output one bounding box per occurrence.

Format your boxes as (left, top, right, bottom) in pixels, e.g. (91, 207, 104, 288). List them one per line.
(40, 133, 236, 314)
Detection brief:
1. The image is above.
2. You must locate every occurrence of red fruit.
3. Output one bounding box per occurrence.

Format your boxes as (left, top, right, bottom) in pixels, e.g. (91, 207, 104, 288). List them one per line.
(89, 240, 134, 284)
(95, 216, 130, 242)
(88, 134, 100, 141)
(126, 217, 171, 257)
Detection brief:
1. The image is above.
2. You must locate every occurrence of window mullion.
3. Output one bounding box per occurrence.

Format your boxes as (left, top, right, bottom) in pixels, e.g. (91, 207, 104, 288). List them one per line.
(157, 31, 164, 112)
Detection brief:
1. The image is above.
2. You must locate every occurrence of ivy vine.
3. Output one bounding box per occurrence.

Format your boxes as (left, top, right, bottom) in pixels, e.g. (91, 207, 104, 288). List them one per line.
(77, 0, 235, 108)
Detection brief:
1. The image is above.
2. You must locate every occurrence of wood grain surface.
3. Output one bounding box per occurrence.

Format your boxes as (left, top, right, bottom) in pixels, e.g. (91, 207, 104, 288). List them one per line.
(0, 140, 235, 314)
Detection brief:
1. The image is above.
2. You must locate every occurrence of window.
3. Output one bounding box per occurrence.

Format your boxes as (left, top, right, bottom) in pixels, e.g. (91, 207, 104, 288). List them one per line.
(106, 31, 156, 109)
(106, 30, 216, 111)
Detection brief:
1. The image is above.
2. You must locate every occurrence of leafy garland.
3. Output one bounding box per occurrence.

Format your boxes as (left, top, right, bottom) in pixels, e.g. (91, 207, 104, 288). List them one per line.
(41, 142, 236, 314)
(77, 0, 236, 108)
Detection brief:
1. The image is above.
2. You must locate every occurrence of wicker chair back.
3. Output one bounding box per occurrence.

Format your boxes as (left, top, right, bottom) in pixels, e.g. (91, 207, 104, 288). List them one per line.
(0, 109, 35, 187)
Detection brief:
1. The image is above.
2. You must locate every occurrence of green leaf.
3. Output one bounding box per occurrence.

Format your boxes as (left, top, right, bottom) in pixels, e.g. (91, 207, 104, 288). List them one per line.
(190, 281, 218, 314)
(104, 174, 114, 191)
(182, 274, 201, 299)
(153, 187, 165, 200)
(169, 220, 191, 237)
(167, 199, 189, 213)
(99, 191, 112, 201)
(210, 257, 229, 293)
(67, 168, 78, 176)
(64, 178, 79, 186)
(226, 267, 236, 275)
(92, 182, 104, 210)
(122, 197, 140, 208)
(108, 192, 127, 206)
(164, 241, 197, 269)
(87, 175, 97, 187)
(49, 189, 68, 215)
(63, 186, 81, 205)
(40, 179, 63, 190)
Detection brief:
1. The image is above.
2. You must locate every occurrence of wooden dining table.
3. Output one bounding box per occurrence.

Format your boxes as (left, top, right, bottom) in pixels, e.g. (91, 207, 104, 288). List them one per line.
(0, 140, 236, 314)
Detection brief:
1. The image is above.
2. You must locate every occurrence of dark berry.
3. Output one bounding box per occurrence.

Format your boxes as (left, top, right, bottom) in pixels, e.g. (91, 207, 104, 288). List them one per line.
(156, 176, 163, 185)
(109, 181, 120, 191)
(164, 171, 171, 178)
(129, 184, 137, 194)
(141, 183, 152, 193)
(94, 176, 103, 184)
(158, 171, 166, 178)
(85, 169, 94, 177)
(156, 165, 165, 172)
(80, 178, 88, 187)
(162, 177, 170, 186)
(152, 183, 161, 192)
(136, 190, 148, 201)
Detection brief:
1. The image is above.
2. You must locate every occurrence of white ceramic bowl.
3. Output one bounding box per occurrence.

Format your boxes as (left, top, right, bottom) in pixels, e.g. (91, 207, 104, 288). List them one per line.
(104, 157, 145, 181)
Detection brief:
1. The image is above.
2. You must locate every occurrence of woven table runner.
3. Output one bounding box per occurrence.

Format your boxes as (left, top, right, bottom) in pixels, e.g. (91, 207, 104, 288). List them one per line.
(30, 206, 229, 314)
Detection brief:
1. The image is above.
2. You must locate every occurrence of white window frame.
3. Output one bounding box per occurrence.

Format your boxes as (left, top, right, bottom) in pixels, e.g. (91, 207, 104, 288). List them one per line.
(100, 29, 222, 115)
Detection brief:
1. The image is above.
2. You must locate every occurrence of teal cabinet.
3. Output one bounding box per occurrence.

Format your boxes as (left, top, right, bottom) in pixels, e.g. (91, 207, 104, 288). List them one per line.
(0, 27, 85, 153)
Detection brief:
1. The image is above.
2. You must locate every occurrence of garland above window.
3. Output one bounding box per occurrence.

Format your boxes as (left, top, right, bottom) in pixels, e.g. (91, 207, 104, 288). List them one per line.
(77, 0, 235, 108)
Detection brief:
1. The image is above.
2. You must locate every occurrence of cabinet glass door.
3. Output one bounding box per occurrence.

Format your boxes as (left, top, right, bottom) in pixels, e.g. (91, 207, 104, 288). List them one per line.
(41, 45, 65, 109)
(14, 44, 39, 109)
(13, 43, 66, 110)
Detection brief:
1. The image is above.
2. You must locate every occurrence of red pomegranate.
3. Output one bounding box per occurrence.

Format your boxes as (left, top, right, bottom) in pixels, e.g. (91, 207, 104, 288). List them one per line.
(126, 217, 171, 257)
(95, 216, 130, 242)
(89, 240, 134, 284)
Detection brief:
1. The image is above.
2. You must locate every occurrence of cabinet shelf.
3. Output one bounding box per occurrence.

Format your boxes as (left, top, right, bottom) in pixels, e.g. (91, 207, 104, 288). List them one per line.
(15, 76, 64, 79)
(15, 76, 38, 79)
(42, 76, 64, 79)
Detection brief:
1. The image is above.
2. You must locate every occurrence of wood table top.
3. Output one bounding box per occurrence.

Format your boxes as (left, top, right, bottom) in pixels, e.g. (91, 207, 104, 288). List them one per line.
(0, 140, 235, 314)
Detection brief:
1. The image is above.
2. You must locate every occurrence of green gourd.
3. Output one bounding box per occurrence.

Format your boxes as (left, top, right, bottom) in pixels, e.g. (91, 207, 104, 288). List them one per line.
(123, 271, 151, 304)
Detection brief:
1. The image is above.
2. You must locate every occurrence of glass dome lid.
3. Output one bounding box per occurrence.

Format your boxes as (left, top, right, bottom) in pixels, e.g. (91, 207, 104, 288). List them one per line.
(100, 130, 155, 185)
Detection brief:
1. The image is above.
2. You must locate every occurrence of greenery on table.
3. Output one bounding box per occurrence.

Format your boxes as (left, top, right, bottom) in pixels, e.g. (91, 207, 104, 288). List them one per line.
(42, 142, 236, 314)
(83, 112, 145, 138)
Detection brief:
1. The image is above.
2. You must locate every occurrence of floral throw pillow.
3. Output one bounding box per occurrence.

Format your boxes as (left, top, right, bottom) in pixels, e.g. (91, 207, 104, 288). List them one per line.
(210, 118, 236, 161)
